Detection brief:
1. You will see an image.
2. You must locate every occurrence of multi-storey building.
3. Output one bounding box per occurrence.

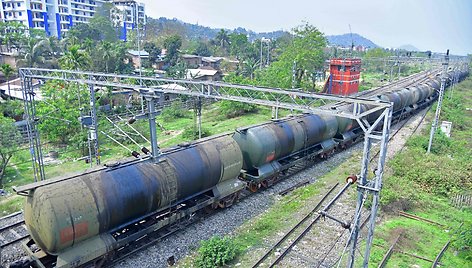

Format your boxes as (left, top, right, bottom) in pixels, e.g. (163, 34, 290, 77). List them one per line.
(0, 0, 145, 39)
(110, 0, 145, 41)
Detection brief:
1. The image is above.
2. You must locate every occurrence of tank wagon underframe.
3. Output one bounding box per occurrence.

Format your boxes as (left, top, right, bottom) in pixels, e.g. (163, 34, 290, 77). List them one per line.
(14, 63, 469, 268)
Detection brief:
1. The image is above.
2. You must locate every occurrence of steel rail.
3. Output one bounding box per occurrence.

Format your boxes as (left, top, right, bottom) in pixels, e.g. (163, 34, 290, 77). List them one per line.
(266, 181, 355, 268)
(1, 233, 30, 248)
(377, 231, 403, 268)
(251, 182, 340, 268)
(0, 219, 25, 233)
(431, 240, 451, 268)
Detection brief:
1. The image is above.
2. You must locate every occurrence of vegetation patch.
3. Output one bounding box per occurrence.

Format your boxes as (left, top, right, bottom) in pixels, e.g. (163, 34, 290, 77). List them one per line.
(194, 236, 238, 268)
(370, 75, 472, 265)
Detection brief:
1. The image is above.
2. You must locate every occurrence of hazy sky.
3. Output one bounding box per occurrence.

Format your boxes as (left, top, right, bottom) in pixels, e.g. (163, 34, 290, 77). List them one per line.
(140, 0, 472, 55)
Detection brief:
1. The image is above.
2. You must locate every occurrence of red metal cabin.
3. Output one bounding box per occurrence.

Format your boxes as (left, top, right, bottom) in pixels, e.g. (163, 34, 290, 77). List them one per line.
(327, 58, 361, 95)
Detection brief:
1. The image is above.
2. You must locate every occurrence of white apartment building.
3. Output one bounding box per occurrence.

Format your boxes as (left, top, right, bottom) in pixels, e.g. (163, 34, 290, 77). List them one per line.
(111, 0, 145, 41)
(0, 0, 145, 39)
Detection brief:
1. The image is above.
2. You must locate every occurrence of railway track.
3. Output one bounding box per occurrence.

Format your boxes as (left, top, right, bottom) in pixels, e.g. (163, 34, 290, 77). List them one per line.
(354, 70, 436, 98)
(0, 212, 29, 248)
(252, 181, 373, 268)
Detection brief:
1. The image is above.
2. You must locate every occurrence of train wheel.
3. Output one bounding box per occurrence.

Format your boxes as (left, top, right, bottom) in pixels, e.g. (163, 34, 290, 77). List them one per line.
(249, 183, 259, 192)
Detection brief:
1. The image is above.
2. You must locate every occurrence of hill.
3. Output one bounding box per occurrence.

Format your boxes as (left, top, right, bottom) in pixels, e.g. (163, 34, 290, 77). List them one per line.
(147, 18, 379, 48)
(397, 44, 420, 51)
(148, 17, 287, 41)
(326, 33, 378, 48)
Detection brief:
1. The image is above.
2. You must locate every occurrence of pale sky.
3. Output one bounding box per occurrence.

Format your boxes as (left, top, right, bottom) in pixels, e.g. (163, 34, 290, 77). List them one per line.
(140, 0, 472, 55)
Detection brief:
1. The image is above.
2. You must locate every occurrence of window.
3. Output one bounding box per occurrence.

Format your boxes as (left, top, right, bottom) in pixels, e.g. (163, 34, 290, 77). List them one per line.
(19, 12, 22, 16)
(18, 3, 21, 7)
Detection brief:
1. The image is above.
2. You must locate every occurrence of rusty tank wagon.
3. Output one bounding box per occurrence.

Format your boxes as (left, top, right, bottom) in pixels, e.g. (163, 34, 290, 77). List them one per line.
(17, 134, 244, 267)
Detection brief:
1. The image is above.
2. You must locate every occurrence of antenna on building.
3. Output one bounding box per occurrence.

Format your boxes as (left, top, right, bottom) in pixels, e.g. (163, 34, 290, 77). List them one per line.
(349, 24, 354, 57)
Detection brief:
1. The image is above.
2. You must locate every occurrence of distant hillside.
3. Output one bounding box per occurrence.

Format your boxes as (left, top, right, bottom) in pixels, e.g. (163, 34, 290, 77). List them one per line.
(147, 18, 379, 48)
(149, 17, 287, 41)
(397, 44, 420, 51)
(326, 33, 378, 48)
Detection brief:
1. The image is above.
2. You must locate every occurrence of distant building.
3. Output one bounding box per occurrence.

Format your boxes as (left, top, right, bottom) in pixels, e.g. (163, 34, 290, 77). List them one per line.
(127, 49, 148, 69)
(186, 68, 221, 81)
(201, 56, 224, 70)
(111, 0, 145, 41)
(181, 54, 202, 69)
(0, 0, 145, 39)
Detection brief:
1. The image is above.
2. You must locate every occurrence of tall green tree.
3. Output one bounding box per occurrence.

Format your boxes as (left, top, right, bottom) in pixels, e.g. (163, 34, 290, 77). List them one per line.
(0, 64, 15, 100)
(0, 115, 21, 187)
(194, 41, 211, 57)
(242, 58, 260, 80)
(17, 38, 54, 67)
(215, 29, 230, 49)
(36, 81, 89, 145)
(261, 23, 327, 90)
(0, 21, 27, 52)
(100, 42, 114, 73)
(229, 33, 250, 60)
(143, 42, 162, 64)
(163, 35, 182, 66)
(59, 45, 91, 70)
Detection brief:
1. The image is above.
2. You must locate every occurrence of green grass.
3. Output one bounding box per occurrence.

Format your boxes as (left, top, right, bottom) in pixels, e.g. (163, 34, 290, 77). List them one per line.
(368, 74, 472, 266)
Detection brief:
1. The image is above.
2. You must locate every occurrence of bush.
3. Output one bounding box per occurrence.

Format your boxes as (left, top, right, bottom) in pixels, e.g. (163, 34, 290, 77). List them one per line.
(161, 101, 190, 120)
(406, 130, 453, 155)
(219, 100, 258, 119)
(453, 221, 472, 261)
(182, 125, 211, 140)
(195, 236, 237, 268)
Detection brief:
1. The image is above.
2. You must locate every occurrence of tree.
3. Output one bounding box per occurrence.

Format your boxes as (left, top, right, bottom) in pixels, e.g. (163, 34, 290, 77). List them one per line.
(0, 64, 14, 100)
(36, 81, 89, 145)
(0, 21, 27, 52)
(65, 23, 100, 44)
(194, 41, 211, 57)
(100, 42, 114, 73)
(242, 58, 259, 80)
(163, 35, 182, 66)
(89, 16, 118, 42)
(143, 42, 161, 64)
(59, 45, 91, 70)
(215, 29, 230, 49)
(17, 38, 54, 68)
(229, 33, 250, 60)
(0, 115, 21, 187)
(261, 23, 327, 90)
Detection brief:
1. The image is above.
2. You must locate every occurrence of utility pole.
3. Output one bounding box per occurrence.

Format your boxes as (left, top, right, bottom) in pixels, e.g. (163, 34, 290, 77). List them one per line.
(260, 38, 264, 70)
(427, 49, 449, 154)
(397, 54, 401, 80)
(89, 84, 100, 165)
(267, 39, 271, 66)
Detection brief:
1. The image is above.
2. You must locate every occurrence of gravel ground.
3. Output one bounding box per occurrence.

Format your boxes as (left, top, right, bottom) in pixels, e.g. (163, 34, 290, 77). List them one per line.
(0, 212, 29, 267)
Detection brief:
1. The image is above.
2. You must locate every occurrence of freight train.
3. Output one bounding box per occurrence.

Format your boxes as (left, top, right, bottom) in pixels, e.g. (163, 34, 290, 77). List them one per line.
(12, 67, 469, 268)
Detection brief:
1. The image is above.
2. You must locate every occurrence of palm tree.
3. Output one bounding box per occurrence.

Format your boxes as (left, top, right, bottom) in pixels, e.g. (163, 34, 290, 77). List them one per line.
(17, 38, 52, 67)
(0, 64, 14, 99)
(100, 42, 113, 73)
(216, 29, 230, 49)
(243, 58, 260, 80)
(59, 45, 91, 71)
